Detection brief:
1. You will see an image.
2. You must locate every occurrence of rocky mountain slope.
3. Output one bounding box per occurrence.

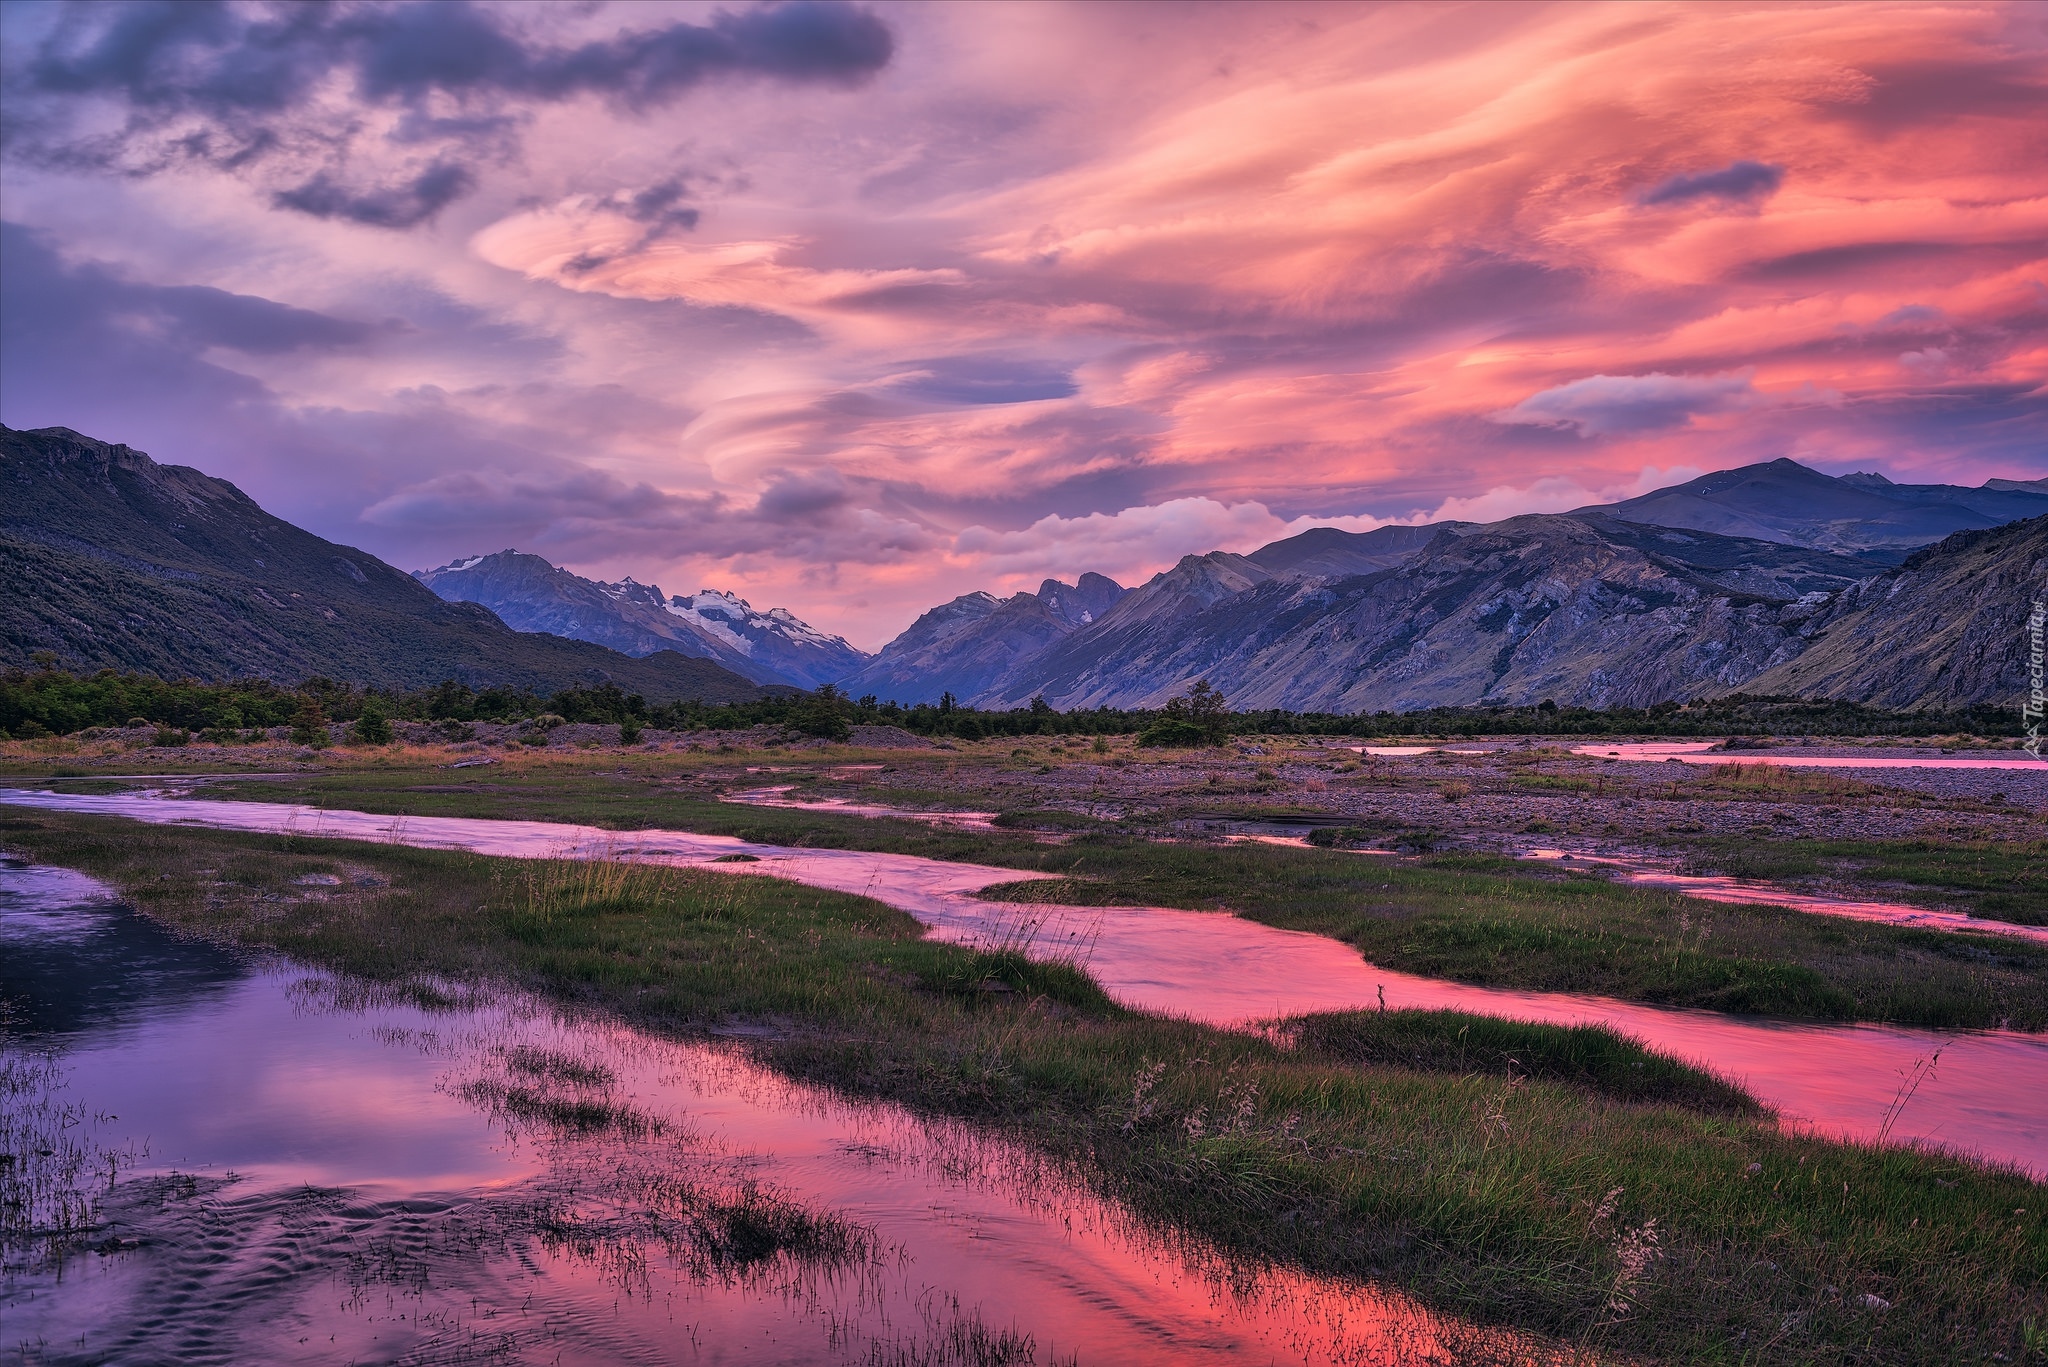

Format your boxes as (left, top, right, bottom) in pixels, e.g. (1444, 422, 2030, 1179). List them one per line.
(1583, 458, 2047, 557)
(835, 574, 1124, 704)
(1739, 516, 2047, 708)
(1246, 522, 1472, 578)
(979, 515, 1890, 711)
(415, 551, 865, 688)
(866, 457, 2041, 712)
(2, 426, 771, 701)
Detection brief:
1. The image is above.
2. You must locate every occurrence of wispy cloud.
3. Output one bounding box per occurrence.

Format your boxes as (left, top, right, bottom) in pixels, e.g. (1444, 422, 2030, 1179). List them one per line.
(1, 0, 2043, 647)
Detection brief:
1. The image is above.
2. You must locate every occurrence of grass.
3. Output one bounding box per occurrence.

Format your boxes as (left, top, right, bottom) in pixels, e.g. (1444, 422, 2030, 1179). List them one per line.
(2, 809, 2044, 1365)
(16, 752, 2046, 1029)
(1682, 763, 1888, 802)
(1675, 835, 2048, 927)
(975, 841, 2048, 1031)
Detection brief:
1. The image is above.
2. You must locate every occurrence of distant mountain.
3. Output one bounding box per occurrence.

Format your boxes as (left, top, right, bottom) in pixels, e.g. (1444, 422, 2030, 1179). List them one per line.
(653, 588, 868, 690)
(1, 425, 771, 702)
(1581, 458, 2048, 557)
(415, 551, 865, 688)
(835, 574, 1124, 705)
(1246, 522, 1472, 578)
(1738, 516, 2048, 708)
(863, 457, 2042, 712)
(979, 515, 1887, 711)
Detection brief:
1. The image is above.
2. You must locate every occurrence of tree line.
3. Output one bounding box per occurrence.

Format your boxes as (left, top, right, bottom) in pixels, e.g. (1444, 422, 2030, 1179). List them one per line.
(0, 659, 2023, 744)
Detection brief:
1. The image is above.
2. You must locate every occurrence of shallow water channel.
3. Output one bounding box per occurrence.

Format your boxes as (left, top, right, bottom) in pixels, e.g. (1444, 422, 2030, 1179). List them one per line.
(1511, 848, 2048, 947)
(723, 784, 1001, 831)
(0, 859, 1523, 1366)
(1568, 742, 2047, 771)
(3, 789, 2045, 1181)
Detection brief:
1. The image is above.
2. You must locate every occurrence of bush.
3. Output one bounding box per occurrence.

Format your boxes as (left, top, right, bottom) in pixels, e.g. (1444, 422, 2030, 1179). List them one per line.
(1136, 718, 1208, 748)
(351, 698, 394, 746)
(786, 684, 852, 741)
(288, 695, 330, 748)
(619, 718, 644, 745)
(152, 726, 189, 747)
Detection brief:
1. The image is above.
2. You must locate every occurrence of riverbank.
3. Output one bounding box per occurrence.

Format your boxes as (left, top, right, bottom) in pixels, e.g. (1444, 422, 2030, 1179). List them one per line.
(11, 738, 2039, 1029)
(2, 807, 2041, 1364)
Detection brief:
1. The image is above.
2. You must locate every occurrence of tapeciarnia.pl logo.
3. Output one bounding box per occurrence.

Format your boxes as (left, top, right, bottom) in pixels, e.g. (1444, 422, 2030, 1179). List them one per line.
(2026, 599, 2045, 760)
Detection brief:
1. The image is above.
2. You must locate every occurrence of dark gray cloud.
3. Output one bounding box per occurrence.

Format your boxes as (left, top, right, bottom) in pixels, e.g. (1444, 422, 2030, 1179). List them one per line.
(754, 468, 852, 519)
(273, 161, 476, 228)
(1640, 160, 1783, 206)
(10, 0, 893, 226)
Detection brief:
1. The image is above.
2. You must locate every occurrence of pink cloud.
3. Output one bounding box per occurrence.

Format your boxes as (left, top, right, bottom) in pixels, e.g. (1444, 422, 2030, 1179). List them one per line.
(4, 0, 2043, 649)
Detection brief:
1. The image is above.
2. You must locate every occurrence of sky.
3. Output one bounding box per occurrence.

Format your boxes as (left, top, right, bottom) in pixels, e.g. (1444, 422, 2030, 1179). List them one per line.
(2, 0, 2044, 650)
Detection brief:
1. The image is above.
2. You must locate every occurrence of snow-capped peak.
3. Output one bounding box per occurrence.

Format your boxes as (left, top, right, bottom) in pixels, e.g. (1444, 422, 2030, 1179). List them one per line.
(660, 589, 854, 654)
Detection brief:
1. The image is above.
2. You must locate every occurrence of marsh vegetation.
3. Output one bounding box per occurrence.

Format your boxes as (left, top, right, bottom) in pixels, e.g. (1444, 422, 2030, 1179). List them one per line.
(3, 808, 2042, 1363)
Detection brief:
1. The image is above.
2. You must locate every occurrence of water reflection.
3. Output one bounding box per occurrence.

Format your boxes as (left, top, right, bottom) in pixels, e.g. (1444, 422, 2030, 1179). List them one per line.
(1514, 847, 2048, 946)
(1, 862, 1541, 1366)
(3, 789, 2044, 1178)
(1569, 742, 2046, 771)
(723, 784, 1001, 831)
(0, 858, 246, 1036)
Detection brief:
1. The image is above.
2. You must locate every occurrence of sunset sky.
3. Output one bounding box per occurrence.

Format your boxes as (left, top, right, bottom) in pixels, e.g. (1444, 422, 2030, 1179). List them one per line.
(3, 0, 2044, 648)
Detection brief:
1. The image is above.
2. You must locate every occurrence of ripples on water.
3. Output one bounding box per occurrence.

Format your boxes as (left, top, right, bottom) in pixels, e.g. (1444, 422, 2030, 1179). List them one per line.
(2, 859, 1562, 1367)
(3, 788, 2045, 1181)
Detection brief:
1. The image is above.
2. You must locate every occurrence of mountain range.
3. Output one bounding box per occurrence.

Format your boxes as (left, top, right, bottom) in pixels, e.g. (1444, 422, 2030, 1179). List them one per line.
(834, 573, 1127, 704)
(1, 426, 772, 702)
(840, 463, 2043, 711)
(975, 515, 1893, 712)
(8, 420, 2042, 713)
(1588, 458, 2048, 558)
(1742, 516, 2048, 709)
(414, 551, 865, 689)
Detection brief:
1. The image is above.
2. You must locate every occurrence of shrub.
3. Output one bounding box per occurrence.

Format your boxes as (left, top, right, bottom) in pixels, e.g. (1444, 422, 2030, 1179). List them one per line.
(288, 695, 330, 748)
(152, 726, 189, 747)
(619, 718, 644, 745)
(1151, 679, 1231, 745)
(785, 684, 852, 741)
(1136, 718, 1208, 748)
(350, 698, 394, 746)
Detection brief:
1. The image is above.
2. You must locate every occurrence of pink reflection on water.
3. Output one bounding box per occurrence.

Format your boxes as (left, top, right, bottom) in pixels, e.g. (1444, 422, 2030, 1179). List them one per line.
(723, 784, 1000, 831)
(2, 865, 1533, 1366)
(1518, 848, 2048, 946)
(1571, 742, 2046, 770)
(3, 788, 2043, 1178)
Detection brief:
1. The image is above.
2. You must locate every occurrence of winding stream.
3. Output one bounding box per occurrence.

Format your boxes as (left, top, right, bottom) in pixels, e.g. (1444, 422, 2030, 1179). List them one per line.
(1512, 848, 2048, 947)
(1, 860, 1515, 1366)
(3, 788, 2044, 1179)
